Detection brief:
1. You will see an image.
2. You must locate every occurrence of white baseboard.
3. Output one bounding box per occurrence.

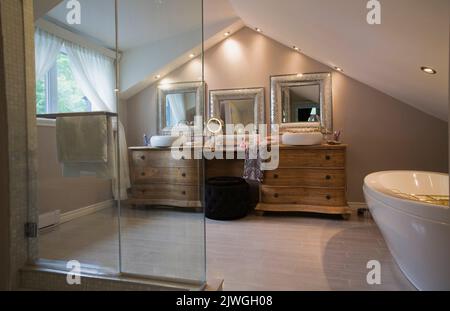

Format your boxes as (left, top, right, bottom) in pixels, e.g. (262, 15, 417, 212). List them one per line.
(348, 202, 368, 211)
(39, 210, 61, 229)
(60, 200, 114, 224)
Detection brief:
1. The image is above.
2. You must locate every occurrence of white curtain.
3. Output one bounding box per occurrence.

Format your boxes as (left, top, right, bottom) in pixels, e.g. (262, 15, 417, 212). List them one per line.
(64, 42, 116, 112)
(35, 28, 130, 200)
(167, 94, 187, 126)
(34, 28, 64, 80)
(63, 39, 130, 200)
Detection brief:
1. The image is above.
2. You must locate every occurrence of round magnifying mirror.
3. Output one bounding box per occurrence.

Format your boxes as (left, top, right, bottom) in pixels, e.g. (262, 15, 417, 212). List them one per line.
(206, 117, 224, 135)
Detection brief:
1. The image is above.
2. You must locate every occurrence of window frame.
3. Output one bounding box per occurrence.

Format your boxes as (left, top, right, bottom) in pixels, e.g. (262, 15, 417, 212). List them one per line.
(37, 48, 92, 115)
(45, 64, 58, 114)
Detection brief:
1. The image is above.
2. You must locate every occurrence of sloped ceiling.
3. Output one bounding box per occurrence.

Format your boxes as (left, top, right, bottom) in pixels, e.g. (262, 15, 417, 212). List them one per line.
(40, 0, 242, 97)
(34, 0, 62, 20)
(47, 0, 205, 50)
(44, 0, 240, 51)
(229, 0, 449, 121)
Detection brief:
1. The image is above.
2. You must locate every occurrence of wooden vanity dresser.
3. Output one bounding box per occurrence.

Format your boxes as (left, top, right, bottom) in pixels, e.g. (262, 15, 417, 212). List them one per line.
(256, 144, 351, 219)
(127, 147, 202, 209)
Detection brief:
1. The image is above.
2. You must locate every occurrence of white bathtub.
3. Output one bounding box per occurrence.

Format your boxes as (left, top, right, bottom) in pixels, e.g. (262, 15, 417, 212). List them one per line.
(363, 171, 450, 291)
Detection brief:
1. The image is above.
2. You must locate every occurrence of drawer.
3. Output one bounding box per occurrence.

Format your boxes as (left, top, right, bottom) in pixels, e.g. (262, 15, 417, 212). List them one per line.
(278, 149, 345, 168)
(261, 186, 346, 206)
(264, 168, 345, 187)
(130, 184, 200, 201)
(132, 167, 199, 185)
(131, 150, 199, 168)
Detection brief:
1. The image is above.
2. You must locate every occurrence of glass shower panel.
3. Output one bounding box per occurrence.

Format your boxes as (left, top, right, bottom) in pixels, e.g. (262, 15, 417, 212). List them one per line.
(117, 0, 206, 283)
(35, 0, 119, 274)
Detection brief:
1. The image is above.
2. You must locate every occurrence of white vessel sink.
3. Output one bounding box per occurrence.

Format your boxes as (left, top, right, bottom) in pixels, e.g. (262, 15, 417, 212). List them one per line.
(282, 132, 323, 146)
(150, 135, 179, 148)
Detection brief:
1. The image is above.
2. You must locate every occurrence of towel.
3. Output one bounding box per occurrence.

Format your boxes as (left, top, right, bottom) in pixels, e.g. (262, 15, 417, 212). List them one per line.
(243, 145, 264, 182)
(57, 115, 108, 163)
(57, 115, 113, 179)
(112, 121, 131, 200)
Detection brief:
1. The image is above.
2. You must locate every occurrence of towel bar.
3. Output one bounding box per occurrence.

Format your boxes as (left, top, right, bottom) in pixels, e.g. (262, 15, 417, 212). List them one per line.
(36, 111, 118, 119)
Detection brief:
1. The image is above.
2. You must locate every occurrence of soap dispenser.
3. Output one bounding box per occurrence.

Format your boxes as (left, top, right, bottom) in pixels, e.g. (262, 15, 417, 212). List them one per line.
(143, 134, 149, 146)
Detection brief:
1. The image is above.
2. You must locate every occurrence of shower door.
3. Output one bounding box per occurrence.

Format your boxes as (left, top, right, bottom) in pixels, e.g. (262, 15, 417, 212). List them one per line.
(35, 0, 120, 274)
(33, 0, 206, 286)
(117, 0, 206, 284)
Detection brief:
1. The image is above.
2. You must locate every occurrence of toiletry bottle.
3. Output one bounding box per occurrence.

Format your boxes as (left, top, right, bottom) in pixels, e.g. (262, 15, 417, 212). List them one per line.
(143, 134, 149, 146)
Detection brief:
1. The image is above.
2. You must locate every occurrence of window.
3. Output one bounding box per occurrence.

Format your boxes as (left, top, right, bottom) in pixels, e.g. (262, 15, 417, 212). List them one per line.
(36, 48, 91, 114)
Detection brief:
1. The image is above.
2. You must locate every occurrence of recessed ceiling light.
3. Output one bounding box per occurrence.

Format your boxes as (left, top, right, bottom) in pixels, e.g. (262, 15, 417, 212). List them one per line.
(224, 31, 231, 37)
(189, 53, 195, 58)
(334, 66, 344, 72)
(421, 66, 437, 75)
(154, 75, 161, 79)
(293, 46, 300, 51)
(255, 28, 262, 33)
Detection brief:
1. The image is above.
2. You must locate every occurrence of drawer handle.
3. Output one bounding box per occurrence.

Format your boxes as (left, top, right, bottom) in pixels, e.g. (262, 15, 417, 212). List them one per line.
(182, 173, 186, 178)
(140, 155, 146, 160)
(325, 175, 331, 180)
(141, 190, 146, 195)
(141, 172, 146, 177)
(182, 191, 187, 195)
(325, 155, 331, 161)
(274, 193, 279, 198)
(326, 195, 332, 200)
(273, 174, 279, 179)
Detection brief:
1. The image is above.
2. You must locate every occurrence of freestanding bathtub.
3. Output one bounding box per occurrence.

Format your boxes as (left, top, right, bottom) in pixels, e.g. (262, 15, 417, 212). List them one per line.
(363, 171, 450, 291)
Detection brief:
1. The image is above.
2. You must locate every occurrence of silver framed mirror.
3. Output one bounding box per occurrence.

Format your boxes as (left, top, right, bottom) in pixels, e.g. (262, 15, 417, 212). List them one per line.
(157, 81, 204, 135)
(270, 73, 332, 133)
(209, 87, 265, 131)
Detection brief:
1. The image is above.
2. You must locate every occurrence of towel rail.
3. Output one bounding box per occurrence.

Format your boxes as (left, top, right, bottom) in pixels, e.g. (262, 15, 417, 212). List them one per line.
(36, 111, 118, 119)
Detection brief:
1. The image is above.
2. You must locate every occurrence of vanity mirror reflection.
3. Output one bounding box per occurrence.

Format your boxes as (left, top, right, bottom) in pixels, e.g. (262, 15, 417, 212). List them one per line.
(158, 81, 204, 134)
(271, 73, 332, 133)
(209, 88, 265, 132)
(283, 83, 320, 123)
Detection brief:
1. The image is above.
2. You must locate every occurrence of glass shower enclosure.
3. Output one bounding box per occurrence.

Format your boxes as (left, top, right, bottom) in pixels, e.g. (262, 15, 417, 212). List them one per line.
(34, 0, 205, 287)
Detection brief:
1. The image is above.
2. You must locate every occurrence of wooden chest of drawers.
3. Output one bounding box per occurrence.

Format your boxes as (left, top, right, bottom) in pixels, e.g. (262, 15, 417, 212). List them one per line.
(127, 147, 202, 209)
(256, 144, 351, 219)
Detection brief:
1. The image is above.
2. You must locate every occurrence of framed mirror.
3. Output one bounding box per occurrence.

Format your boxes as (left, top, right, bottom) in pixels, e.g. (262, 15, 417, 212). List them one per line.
(209, 88, 265, 132)
(157, 81, 204, 134)
(270, 73, 332, 133)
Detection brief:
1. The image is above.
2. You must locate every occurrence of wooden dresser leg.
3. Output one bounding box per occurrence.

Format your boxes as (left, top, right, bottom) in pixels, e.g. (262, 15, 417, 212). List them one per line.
(254, 210, 265, 217)
(341, 213, 352, 220)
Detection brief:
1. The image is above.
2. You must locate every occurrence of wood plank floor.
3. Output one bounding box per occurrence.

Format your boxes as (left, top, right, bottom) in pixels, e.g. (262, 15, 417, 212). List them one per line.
(39, 207, 415, 291)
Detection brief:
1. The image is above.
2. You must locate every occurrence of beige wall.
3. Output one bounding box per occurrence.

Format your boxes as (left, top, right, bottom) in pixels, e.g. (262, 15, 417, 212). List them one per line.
(126, 84, 158, 147)
(37, 125, 113, 214)
(126, 27, 448, 202)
